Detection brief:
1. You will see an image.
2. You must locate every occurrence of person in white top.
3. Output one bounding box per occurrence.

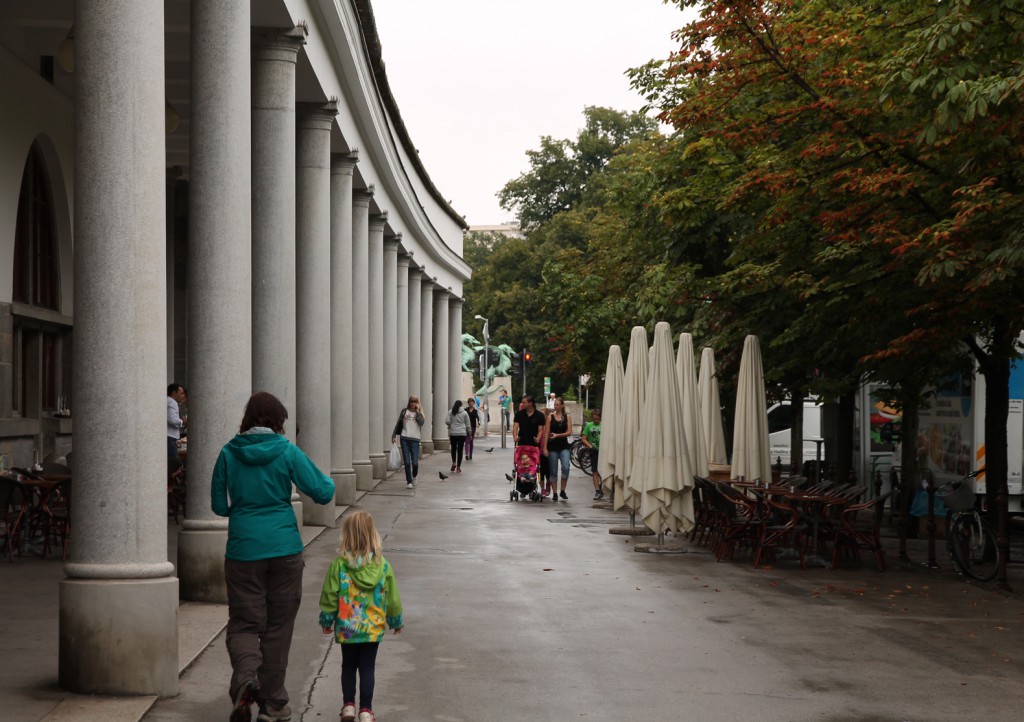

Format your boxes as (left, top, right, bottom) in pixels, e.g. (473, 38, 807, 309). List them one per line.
(167, 383, 187, 470)
(445, 400, 472, 473)
(391, 396, 426, 489)
(546, 393, 556, 411)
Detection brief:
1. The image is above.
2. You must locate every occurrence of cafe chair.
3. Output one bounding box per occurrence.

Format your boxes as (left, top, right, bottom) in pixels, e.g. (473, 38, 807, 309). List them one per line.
(168, 467, 186, 525)
(0, 476, 29, 561)
(688, 476, 717, 547)
(710, 482, 762, 562)
(24, 479, 71, 560)
(752, 490, 807, 570)
(830, 491, 893, 572)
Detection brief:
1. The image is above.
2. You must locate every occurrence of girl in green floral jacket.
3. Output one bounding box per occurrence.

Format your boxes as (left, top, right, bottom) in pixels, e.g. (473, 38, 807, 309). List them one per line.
(319, 511, 403, 722)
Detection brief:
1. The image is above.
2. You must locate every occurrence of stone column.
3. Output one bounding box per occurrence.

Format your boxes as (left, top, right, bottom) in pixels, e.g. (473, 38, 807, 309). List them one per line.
(178, 0, 251, 605)
(432, 288, 451, 451)
(351, 189, 373, 489)
(367, 212, 387, 479)
(295, 102, 337, 527)
(419, 275, 435, 454)
(407, 266, 422, 401)
(383, 235, 400, 456)
(252, 26, 306, 523)
(449, 296, 463, 410)
(330, 153, 358, 505)
(396, 255, 411, 411)
(61, 0, 178, 696)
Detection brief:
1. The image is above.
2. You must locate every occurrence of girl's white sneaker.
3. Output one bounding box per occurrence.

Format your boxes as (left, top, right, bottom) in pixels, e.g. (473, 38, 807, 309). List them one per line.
(340, 704, 356, 722)
(358, 711, 376, 722)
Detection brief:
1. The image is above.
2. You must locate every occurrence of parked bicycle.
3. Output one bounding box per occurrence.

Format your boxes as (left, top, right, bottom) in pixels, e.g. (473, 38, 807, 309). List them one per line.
(936, 469, 1000, 582)
(569, 439, 593, 476)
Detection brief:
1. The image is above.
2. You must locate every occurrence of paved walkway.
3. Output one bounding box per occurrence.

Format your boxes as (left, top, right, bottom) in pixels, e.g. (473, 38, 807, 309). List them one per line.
(5, 436, 1024, 720)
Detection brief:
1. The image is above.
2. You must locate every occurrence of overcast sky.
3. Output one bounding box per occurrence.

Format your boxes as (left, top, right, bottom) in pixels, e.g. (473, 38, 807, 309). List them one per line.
(371, 1, 694, 227)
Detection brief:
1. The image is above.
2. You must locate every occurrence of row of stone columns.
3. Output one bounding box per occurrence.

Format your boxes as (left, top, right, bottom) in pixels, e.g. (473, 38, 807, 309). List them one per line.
(62, 9, 466, 697)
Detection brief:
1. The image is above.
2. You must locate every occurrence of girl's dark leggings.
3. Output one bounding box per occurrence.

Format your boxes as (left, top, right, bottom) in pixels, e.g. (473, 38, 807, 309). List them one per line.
(341, 642, 380, 710)
(450, 435, 466, 467)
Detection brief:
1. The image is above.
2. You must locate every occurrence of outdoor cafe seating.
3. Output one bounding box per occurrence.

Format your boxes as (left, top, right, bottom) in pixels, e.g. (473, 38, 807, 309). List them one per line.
(0, 466, 72, 561)
(689, 474, 889, 572)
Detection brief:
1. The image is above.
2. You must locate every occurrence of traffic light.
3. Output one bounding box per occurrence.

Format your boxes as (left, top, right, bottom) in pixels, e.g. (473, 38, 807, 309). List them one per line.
(524, 350, 531, 363)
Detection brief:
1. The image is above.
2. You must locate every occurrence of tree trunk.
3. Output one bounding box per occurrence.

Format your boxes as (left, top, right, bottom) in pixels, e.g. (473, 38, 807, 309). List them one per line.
(968, 319, 1014, 590)
(897, 393, 920, 562)
(836, 392, 855, 484)
(977, 348, 1011, 589)
(790, 390, 804, 475)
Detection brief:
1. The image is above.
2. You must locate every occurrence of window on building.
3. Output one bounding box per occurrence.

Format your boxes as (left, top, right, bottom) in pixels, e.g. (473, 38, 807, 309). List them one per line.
(11, 141, 68, 418)
(13, 142, 59, 310)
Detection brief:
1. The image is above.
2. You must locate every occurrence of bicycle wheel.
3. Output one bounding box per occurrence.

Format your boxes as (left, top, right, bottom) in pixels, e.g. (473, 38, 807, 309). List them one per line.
(947, 512, 1000, 582)
(569, 440, 589, 472)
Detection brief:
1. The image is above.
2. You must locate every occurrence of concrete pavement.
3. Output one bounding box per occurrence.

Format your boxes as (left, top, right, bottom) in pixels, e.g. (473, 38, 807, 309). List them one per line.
(5, 435, 1024, 720)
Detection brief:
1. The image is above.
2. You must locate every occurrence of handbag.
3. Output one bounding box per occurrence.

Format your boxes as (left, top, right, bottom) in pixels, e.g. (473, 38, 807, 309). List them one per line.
(388, 442, 402, 471)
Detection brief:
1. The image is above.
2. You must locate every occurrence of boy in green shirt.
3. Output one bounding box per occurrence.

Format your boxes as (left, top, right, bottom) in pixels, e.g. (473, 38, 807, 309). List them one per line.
(581, 408, 602, 500)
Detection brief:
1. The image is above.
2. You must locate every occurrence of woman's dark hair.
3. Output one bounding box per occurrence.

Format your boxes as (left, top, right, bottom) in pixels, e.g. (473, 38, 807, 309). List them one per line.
(451, 399, 464, 415)
(239, 391, 288, 434)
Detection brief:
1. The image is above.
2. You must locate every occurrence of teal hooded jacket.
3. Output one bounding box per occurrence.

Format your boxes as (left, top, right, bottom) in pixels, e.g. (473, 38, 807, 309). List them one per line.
(211, 432, 335, 561)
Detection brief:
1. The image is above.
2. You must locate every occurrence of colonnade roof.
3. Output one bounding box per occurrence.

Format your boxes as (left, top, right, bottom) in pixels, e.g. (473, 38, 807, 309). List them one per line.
(0, 0, 470, 292)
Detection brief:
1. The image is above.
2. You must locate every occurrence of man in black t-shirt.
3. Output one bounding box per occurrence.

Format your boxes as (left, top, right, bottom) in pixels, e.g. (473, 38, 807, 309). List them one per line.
(513, 395, 545, 447)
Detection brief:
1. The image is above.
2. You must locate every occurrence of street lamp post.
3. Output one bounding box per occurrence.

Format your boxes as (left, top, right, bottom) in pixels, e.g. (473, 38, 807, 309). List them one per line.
(475, 314, 489, 437)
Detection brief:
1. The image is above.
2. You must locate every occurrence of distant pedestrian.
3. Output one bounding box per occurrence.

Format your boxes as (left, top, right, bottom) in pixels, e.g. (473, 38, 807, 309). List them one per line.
(319, 511, 404, 722)
(391, 395, 425, 489)
(539, 407, 552, 497)
(499, 389, 512, 432)
(465, 397, 480, 460)
(213, 391, 336, 722)
(546, 392, 556, 411)
(167, 383, 187, 471)
(582, 408, 603, 500)
(445, 400, 471, 472)
(546, 396, 573, 500)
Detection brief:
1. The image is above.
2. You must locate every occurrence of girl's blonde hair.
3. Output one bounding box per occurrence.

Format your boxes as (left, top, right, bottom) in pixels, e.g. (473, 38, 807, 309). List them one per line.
(338, 511, 382, 563)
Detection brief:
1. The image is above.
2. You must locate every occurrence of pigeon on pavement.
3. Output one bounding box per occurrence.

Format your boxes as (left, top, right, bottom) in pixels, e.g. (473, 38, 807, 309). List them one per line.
(484, 448, 495, 453)
(438, 471, 449, 481)
(505, 473, 513, 482)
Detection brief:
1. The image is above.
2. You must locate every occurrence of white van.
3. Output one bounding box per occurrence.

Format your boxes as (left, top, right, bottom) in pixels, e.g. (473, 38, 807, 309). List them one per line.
(768, 399, 824, 468)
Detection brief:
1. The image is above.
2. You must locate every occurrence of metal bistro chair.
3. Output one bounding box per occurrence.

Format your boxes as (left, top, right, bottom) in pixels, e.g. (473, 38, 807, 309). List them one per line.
(688, 476, 717, 547)
(831, 491, 893, 571)
(710, 481, 762, 562)
(0, 476, 29, 561)
(751, 488, 807, 570)
(168, 466, 187, 525)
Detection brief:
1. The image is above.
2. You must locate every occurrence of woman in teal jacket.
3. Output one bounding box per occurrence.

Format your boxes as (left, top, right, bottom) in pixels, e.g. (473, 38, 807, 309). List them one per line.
(212, 391, 335, 722)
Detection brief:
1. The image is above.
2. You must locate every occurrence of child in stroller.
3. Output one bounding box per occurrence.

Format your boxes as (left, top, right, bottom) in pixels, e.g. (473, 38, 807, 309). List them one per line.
(510, 445, 543, 502)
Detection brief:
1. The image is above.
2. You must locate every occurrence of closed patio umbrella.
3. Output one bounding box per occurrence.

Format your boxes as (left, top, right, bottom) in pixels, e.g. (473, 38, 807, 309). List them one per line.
(732, 334, 772, 482)
(698, 346, 728, 465)
(635, 322, 694, 534)
(598, 345, 624, 497)
(620, 326, 649, 513)
(675, 333, 708, 479)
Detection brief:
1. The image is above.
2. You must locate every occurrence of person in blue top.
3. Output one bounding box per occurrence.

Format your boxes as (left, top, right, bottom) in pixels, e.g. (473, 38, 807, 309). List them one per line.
(212, 390, 336, 722)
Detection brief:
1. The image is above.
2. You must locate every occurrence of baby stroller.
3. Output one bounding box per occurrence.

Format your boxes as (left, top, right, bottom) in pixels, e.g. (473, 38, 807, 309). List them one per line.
(510, 445, 542, 502)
